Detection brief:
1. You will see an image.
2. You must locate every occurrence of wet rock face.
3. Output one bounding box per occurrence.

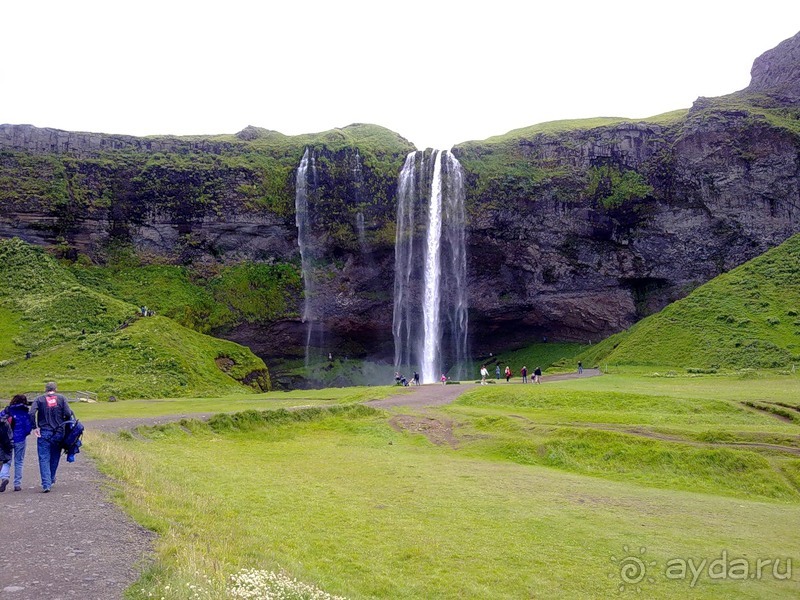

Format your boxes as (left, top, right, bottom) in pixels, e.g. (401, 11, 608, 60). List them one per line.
(746, 30, 800, 102)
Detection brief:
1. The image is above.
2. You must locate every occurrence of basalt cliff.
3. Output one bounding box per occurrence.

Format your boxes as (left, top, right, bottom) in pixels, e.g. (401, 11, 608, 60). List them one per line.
(1, 32, 799, 383)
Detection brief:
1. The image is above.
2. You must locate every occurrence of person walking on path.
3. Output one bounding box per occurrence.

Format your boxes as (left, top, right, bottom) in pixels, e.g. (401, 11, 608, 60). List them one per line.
(0, 394, 34, 491)
(30, 381, 75, 493)
(495, 365, 501, 380)
(521, 366, 528, 384)
(533, 366, 542, 384)
(480, 365, 489, 385)
(505, 365, 511, 382)
(413, 371, 420, 386)
(578, 361, 583, 374)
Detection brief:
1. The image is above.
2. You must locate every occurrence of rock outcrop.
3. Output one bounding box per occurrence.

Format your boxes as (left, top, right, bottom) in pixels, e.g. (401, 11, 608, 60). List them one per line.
(746, 31, 800, 102)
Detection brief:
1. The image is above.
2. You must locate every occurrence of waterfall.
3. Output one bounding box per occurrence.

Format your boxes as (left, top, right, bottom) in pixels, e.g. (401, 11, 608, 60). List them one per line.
(295, 148, 318, 367)
(356, 211, 367, 252)
(441, 154, 469, 378)
(421, 151, 444, 383)
(393, 150, 469, 383)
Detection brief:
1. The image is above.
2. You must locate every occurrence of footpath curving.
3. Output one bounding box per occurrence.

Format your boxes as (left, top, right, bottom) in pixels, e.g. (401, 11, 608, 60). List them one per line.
(0, 369, 598, 599)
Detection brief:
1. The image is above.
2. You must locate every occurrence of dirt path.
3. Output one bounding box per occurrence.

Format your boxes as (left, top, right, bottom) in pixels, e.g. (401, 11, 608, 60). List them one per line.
(0, 439, 154, 599)
(368, 369, 600, 410)
(0, 368, 598, 599)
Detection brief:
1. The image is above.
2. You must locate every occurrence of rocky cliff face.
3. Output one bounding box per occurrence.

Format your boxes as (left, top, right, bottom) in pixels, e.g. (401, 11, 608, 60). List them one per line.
(459, 104, 800, 350)
(746, 31, 800, 102)
(1, 33, 799, 372)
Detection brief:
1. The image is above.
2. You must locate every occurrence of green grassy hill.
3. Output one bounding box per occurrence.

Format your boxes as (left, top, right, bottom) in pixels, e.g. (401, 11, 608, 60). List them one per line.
(578, 234, 800, 370)
(0, 238, 270, 399)
(69, 261, 301, 335)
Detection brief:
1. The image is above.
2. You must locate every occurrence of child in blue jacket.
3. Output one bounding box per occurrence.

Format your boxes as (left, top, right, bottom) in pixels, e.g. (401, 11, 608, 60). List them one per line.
(0, 395, 34, 492)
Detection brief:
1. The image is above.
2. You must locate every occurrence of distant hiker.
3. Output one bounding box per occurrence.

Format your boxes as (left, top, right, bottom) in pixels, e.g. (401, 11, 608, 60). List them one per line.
(400, 375, 409, 387)
(29, 382, 75, 493)
(0, 395, 34, 492)
(505, 366, 511, 382)
(534, 366, 542, 384)
(480, 365, 489, 385)
(395, 372, 401, 385)
(578, 361, 583, 374)
(440, 373, 447, 385)
(413, 371, 420, 386)
(521, 366, 528, 384)
(495, 365, 501, 379)
(328, 353, 333, 361)
(0, 411, 12, 492)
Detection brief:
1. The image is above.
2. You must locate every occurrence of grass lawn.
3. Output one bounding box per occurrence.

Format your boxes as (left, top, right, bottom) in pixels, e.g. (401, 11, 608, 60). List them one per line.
(88, 372, 800, 599)
(71, 386, 404, 421)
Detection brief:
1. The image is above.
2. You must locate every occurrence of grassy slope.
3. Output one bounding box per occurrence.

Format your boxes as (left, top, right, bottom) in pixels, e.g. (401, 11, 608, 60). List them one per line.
(577, 234, 800, 370)
(90, 373, 800, 599)
(70, 262, 302, 334)
(0, 238, 270, 399)
(477, 109, 690, 144)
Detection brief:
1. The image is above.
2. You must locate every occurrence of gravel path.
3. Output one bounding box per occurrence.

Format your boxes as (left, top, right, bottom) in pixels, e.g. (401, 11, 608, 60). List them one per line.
(0, 368, 599, 599)
(0, 438, 154, 600)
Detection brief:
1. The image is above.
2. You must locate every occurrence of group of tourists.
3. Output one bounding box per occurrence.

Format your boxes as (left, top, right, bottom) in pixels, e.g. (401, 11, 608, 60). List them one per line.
(394, 371, 421, 386)
(0, 382, 82, 494)
(482, 364, 543, 384)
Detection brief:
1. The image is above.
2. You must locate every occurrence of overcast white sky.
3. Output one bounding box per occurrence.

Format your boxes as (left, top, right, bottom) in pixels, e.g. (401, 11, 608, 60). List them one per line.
(3, 1, 799, 150)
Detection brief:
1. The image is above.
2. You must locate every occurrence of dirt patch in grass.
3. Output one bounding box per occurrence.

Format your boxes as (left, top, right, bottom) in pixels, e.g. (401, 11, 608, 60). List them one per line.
(389, 415, 460, 448)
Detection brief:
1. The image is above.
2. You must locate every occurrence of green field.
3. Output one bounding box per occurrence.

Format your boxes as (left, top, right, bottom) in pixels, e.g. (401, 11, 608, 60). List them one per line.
(87, 371, 800, 599)
(71, 386, 402, 420)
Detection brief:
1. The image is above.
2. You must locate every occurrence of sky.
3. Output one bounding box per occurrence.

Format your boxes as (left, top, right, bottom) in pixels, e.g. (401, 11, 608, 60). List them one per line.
(3, 1, 800, 150)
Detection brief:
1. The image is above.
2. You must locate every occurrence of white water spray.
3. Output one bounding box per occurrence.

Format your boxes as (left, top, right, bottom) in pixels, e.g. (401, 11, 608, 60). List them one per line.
(393, 150, 469, 383)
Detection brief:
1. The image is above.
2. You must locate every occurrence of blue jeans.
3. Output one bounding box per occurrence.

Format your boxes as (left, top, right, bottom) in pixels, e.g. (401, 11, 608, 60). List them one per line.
(1, 441, 26, 486)
(13, 441, 26, 487)
(37, 429, 64, 490)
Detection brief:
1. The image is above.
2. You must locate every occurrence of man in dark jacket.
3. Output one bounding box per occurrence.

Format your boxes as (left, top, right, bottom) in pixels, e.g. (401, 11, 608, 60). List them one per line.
(0, 394, 33, 491)
(29, 382, 74, 493)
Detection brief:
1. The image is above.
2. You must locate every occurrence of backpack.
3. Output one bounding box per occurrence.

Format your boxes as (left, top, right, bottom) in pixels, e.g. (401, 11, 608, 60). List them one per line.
(62, 419, 85, 462)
